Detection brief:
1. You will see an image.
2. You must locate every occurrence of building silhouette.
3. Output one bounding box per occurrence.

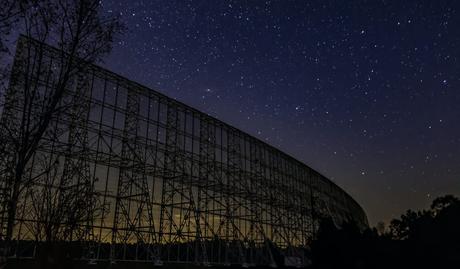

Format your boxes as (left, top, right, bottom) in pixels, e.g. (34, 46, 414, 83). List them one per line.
(0, 36, 367, 267)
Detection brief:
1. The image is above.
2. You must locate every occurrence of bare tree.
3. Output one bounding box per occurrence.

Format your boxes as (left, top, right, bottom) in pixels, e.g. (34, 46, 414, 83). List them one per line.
(24, 151, 103, 268)
(0, 0, 124, 263)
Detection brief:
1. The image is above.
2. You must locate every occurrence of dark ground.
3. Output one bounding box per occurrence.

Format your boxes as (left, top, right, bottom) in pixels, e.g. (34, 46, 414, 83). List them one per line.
(5, 259, 292, 269)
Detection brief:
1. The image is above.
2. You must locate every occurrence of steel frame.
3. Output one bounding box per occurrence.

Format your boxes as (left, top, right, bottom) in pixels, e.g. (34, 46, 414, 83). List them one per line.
(0, 37, 368, 267)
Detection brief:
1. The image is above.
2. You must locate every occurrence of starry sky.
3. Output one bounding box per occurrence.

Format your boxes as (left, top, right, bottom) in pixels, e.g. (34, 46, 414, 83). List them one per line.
(99, 0, 460, 226)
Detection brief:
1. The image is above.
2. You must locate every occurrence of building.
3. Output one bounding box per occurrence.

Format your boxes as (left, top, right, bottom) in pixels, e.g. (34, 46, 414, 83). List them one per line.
(0, 36, 367, 267)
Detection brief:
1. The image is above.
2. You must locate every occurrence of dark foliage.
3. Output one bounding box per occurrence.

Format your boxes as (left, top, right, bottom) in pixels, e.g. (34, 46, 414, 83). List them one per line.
(311, 195, 460, 269)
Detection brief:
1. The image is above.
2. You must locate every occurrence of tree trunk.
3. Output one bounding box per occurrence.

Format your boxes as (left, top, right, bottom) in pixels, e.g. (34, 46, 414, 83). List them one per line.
(4, 162, 24, 256)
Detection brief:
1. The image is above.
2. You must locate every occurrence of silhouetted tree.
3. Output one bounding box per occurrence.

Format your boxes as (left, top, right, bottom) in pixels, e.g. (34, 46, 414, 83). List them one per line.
(311, 218, 370, 268)
(27, 157, 103, 269)
(311, 195, 460, 269)
(0, 0, 124, 267)
(431, 194, 459, 213)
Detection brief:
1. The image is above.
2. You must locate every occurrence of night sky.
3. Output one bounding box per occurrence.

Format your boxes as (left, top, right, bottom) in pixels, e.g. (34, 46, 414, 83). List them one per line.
(100, 0, 460, 226)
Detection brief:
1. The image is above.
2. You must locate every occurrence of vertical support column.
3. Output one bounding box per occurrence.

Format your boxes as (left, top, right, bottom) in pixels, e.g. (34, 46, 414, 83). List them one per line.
(112, 87, 157, 262)
(159, 100, 186, 262)
(225, 130, 246, 265)
(248, 141, 275, 267)
(195, 116, 215, 265)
